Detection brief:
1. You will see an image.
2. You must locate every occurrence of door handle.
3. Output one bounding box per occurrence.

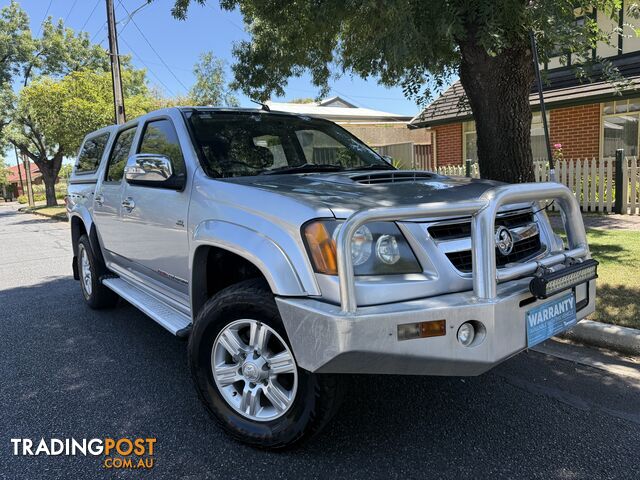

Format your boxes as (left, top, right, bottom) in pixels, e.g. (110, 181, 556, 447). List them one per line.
(94, 193, 104, 206)
(121, 197, 135, 212)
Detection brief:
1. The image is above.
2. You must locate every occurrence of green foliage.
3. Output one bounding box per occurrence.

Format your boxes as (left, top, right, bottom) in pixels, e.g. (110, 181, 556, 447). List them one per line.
(163, 0, 637, 183)
(189, 51, 239, 106)
(58, 163, 72, 180)
(30, 183, 67, 195)
(10, 69, 154, 156)
(167, 0, 629, 106)
(0, 0, 33, 86)
(17, 191, 66, 204)
(29, 18, 110, 83)
(0, 156, 9, 185)
(0, 1, 157, 205)
(288, 98, 315, 104)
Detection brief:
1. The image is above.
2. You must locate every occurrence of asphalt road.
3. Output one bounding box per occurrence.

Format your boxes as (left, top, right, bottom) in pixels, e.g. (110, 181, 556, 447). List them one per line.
(1, 203, 639, 480)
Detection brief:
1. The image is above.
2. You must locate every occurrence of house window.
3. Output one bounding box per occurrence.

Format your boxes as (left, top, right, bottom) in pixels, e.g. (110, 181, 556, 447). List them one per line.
(462, 112, 549, 163)
(463, 122, 477, 162)
(602, 98, 640, 157)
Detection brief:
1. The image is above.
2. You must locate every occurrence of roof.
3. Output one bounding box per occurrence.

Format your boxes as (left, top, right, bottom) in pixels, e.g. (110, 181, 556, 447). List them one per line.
(6, 162, 41, 184)
(266, 96, 412, 123)
(410, 51, 640, 127)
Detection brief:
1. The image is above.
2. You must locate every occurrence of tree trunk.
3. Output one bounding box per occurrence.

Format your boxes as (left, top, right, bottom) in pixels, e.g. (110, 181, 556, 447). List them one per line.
(39, 168, 58, 207)
(32, 152, 64, 207)
(458, 36, 535, 183)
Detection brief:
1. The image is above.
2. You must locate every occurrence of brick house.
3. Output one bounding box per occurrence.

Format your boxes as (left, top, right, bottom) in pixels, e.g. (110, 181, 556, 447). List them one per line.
(3, 162, 42, 200)
(409, 2, 640, 166)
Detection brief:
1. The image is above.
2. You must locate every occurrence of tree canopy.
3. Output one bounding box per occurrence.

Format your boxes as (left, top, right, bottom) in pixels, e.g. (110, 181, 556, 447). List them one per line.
(0, 0, 154, 206)
(166, 0, 634, 183)
(169, 1, 625, 102)
(189, 51, 239, 106)
(8, 70, 153, 162)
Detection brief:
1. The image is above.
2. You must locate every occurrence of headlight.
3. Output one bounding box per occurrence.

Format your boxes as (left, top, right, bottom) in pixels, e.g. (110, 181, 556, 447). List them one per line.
(376, 235, 400, 264)
(333, 225, 372, 266)
(303, 220, 421, 275)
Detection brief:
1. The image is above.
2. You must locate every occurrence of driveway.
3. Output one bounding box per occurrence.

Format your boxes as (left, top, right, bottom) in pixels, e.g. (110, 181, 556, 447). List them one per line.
(1, 202, 639, 479)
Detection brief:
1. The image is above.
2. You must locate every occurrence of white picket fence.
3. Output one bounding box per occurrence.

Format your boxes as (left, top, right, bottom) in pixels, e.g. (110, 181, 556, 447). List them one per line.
(436, 158, 640, 215)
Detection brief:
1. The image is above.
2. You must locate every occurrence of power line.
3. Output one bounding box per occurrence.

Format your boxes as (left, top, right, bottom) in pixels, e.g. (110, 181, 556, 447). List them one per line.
(119, 34, 177, 97)
(118, 1, 190, 93)
(80, 0, 101, 32)
(206, 3, 246, 34)
(130, 57, 192, 72)
(118, 0, 152, 30)
(63, 0, 80, 24)
(92, 0, 141, 44)
(36, 0, 54, 37)
(91, 23, 106, 43)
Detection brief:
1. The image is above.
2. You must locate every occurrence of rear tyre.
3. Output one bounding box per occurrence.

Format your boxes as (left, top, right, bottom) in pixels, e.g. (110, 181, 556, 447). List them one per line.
(77, 235, 119, 309)
(189, 279, 344, 449)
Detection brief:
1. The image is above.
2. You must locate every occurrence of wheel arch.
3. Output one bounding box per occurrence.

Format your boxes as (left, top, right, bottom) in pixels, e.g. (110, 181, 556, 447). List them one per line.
(191, 220, 317, 318)
(69, 211, 107, 273)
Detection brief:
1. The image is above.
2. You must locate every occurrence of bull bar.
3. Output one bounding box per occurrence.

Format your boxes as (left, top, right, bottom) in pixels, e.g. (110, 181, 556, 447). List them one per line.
(335, 182, 589, 314)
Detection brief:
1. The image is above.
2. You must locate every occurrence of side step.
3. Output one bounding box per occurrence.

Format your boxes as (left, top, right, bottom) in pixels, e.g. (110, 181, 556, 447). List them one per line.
(102, 277, 191, 336)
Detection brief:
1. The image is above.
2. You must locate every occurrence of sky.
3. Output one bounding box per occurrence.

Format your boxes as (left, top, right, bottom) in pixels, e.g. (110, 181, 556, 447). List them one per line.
(12, 0, 428, 117)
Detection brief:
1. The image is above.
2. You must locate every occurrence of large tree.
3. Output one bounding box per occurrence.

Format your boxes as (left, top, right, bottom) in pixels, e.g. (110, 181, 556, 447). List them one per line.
(0, 1, 152, 206)
(7, 70, 153, 206)
(167, 0, 630, 183)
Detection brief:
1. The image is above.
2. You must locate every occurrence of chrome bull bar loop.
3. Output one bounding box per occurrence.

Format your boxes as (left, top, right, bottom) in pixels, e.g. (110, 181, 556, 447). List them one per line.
(335, 182, 588, 314)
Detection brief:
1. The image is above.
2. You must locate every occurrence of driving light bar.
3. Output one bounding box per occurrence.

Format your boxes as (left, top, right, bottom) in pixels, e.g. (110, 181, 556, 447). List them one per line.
(529, 259, 598, 299)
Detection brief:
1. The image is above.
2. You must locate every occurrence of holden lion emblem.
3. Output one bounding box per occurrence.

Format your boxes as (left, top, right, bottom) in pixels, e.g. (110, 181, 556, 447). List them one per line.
(495, 226, 514, 256)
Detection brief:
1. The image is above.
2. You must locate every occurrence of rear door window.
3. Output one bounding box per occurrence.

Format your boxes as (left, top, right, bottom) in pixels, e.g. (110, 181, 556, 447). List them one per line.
(76, 133, 110, 174)
(105, 127, 137, 183)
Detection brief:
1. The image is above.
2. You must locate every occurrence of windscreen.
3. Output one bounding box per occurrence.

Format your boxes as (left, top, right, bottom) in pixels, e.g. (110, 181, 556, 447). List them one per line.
(186, 111, 389, 178)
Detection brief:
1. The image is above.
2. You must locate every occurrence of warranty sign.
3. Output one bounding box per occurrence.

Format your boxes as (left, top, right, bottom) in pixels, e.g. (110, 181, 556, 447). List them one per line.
(526, 292, 577, 348)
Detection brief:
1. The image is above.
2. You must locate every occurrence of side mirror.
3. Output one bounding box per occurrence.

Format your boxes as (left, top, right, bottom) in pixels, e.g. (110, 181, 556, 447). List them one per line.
(382, 155, 393, 165)
(124, 154, 183, 189)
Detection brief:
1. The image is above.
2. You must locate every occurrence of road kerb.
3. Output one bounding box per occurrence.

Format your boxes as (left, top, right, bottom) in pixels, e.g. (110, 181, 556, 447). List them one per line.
(559, 319, 640, 356)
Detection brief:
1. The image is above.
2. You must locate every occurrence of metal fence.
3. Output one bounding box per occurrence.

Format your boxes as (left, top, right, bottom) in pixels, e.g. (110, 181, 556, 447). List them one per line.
(373, 143, 434, 171)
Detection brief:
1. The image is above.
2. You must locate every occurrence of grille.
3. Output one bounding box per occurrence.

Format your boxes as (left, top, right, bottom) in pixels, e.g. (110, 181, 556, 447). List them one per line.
(352, 171, 436, 184)
(445, 235, 542, 272)
(428, 211, 534, 241)
(428, 209, 543, 273)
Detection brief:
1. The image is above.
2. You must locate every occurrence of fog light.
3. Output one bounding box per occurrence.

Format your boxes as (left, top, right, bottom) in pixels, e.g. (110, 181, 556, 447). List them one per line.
(457, 322, 476, 347)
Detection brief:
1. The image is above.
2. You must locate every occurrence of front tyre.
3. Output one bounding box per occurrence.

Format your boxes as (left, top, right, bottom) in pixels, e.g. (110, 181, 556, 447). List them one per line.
(188, 279, 343, 449)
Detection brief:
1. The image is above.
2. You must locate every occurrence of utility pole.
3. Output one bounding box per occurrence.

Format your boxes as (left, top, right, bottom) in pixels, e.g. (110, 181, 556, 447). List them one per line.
(13, 145, 25, 195)
(106, 0, 126, 124)
(22, 153, 35, 208)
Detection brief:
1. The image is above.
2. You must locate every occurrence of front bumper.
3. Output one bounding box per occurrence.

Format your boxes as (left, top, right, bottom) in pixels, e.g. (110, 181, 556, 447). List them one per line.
(276, 279, 596, 376)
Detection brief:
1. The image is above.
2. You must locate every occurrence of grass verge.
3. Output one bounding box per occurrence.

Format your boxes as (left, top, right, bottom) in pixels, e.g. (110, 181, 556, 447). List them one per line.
(582, 229, 640, 329)
(21, 205, 67, 221)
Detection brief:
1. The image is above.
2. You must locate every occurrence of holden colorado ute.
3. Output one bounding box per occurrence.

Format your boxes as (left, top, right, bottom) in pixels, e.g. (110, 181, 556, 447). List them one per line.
(66, 107, 597, 448)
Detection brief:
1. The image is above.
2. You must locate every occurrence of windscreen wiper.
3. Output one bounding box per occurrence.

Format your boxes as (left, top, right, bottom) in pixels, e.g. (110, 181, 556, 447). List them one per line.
(261, 163, 345, 175)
